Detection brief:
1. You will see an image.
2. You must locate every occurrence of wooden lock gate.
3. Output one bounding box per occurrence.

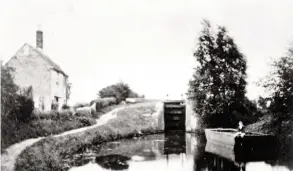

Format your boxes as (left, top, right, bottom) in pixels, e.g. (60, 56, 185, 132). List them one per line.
(164, 100, 186, 132)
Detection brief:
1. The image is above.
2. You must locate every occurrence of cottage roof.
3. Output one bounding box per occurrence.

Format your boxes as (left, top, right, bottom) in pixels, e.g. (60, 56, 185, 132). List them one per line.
(13, 43, 68, 77)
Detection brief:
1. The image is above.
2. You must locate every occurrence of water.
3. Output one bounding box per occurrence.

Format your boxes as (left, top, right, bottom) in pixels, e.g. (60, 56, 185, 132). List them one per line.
(68, 133, 293, 171)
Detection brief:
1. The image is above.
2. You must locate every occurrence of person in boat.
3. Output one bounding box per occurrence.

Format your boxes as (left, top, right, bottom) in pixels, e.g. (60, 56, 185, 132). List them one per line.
(238, 121, 244, 133)
(235, 121, 245, 138)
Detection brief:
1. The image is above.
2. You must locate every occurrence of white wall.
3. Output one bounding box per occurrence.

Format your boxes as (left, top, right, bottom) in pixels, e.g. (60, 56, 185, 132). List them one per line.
(50, 70, 67, 109)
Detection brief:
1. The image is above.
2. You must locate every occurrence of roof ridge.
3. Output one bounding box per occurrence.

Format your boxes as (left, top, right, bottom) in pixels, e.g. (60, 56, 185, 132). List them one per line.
(26, 44, 68, 77)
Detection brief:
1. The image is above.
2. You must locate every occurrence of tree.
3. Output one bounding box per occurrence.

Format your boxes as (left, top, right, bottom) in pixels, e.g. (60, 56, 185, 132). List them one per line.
(1, 65, 34, 122)
(98, 82, 139, 103)
(261, 54, 293, 121)
(1, 66, 19, 119)
(187, 20, 247, 128)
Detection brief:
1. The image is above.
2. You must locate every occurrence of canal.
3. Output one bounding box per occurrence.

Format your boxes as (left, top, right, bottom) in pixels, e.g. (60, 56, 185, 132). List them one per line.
(67, 133, 293, 171)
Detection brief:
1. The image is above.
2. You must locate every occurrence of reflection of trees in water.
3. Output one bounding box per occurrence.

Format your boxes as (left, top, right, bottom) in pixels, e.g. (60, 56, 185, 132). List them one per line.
(164, 132, 186, 155)
(65, 144, 102, 167)
(98, 137, 160, 161)
(95, 154, 130, 170)
(67, 135, 165, 168)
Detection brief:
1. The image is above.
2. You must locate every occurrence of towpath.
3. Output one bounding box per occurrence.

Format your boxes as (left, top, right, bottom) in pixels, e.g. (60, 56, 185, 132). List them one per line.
(1, 107, 122, 171)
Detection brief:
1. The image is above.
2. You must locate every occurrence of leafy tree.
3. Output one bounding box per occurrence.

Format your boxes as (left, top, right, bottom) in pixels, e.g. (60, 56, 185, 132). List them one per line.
(98, 82, 139, 103)
(187, 20, 247, 128)
(1, 65, 34, 122)
(261, 54, 293, 121)
(1, 66, 19, 119)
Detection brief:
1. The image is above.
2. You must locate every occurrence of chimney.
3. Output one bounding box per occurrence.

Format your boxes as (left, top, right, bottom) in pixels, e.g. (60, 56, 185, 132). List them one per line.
(36, 30, 43, 50)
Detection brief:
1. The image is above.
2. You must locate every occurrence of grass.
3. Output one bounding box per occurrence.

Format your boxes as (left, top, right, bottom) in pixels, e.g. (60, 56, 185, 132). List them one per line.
(1, 103, 128, 151)
(1, 115, 96, 151)
(14, 102, 163, 171)
(92, 103, 126, 118)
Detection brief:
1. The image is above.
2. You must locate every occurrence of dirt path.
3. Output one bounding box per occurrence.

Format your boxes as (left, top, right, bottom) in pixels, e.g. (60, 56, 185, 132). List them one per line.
(1, 107, 122, 171)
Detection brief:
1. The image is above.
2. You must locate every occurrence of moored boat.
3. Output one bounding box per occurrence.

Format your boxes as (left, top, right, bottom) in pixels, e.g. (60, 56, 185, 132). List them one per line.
(204, 128, 277, 161)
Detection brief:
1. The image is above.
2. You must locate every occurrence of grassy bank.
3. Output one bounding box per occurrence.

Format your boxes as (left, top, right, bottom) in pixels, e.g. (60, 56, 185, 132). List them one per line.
(246, 115, 293, 138)
(1, 104, 125, 151)
(1, 115, 96, 151)
(15, 102, 163, 171)
(246, 115, 293, 170)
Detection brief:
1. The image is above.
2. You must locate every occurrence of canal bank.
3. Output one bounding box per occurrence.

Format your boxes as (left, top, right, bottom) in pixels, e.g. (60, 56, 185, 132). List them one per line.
(13, 102, 166, 171)
(1, 105, 127, 171)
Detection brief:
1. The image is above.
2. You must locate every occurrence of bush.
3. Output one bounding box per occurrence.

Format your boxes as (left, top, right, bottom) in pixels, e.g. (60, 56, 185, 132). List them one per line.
(73, 102, 90, 109)
(11, 95, 34, 122)
(91, 97, 116, 109)
(77, 116, 96, 126)
(62, 104, 70, 110)
(98, 82, 139, 103)
(51, 101, 59, 110)
(75, 107, 92, 117)
(32, 110, 73, 120)
(1, 66, 19, 119)
(1, 111, 96, 150)
(1, 66, 34, 123)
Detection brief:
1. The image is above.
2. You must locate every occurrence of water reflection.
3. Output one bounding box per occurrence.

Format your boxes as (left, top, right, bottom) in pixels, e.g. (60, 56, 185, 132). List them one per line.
(69, 133, 293, 171)
(95, 154, 130, 170)
(164, 132, 186, 155)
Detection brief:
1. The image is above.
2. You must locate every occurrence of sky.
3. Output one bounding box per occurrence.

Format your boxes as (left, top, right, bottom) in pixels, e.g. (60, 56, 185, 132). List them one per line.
(0, 0, 293, 104)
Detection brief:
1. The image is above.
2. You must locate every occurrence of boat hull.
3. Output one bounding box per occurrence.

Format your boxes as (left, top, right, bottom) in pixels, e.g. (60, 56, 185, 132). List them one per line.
(204, 128, 277, 162)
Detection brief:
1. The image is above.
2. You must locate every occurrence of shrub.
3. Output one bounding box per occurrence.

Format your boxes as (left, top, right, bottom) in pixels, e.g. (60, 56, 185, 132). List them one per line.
(1, 66, 34, 123)
(77, 116, 96, 126)
(98, 82, 139, 103)
(1, 66, 19, 119)
(1, 111, 96, 150)
(9, 95, 35, 122)
(73, 102, 90, 109)
(51, 101, 59, 110)
(92, 97, 117, 109)
(75, 107, 92, 117)
(62, 104, 70, 110)
(32, 110, 73, 120)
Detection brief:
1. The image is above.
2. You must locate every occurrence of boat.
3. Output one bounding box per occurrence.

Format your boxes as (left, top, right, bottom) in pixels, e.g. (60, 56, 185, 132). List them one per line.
(204, 128, 277, 162)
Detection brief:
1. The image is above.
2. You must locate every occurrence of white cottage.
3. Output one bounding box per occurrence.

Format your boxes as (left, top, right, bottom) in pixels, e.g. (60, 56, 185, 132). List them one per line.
(5, 30, 69, 111)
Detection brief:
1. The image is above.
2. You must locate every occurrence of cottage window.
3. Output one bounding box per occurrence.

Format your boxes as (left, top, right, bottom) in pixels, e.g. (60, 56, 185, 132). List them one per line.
(56, 72, 60, 85)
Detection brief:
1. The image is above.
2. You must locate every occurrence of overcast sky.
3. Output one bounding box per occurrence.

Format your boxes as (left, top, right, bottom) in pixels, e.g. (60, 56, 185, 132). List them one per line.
(1, 0, 293, 104)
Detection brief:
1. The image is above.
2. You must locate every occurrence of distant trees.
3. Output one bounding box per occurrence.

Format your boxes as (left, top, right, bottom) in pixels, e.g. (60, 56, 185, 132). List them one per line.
(187, 20, 248, 128)
(98, 82, 140, 103)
